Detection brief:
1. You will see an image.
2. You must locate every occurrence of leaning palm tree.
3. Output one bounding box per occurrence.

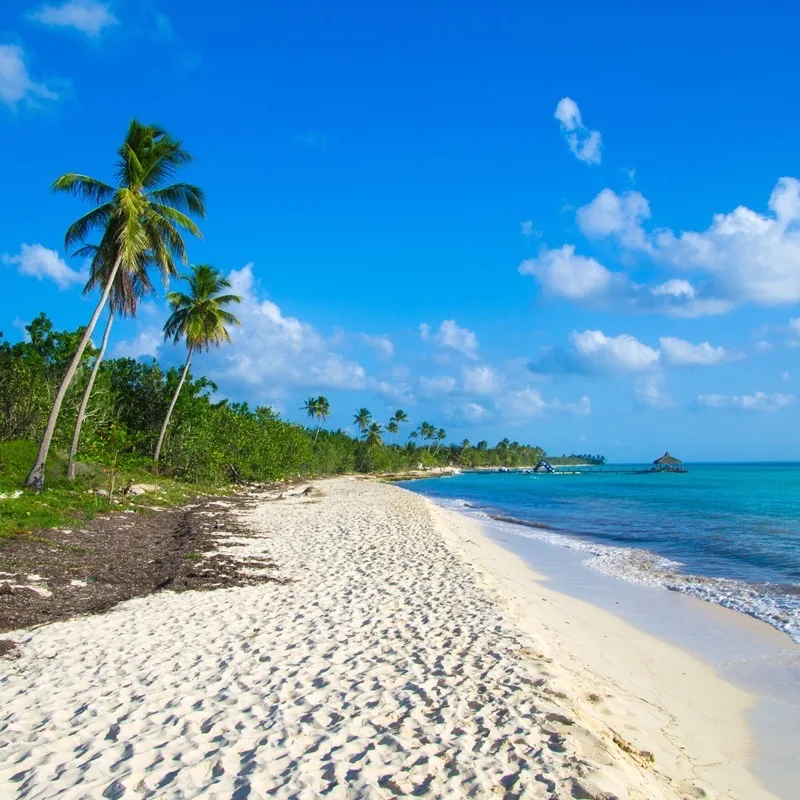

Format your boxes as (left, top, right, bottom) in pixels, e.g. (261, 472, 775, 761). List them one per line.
(353, 407, 371, 432)
(153, 265, 241, 465)
(25, 120, 204, 490)
(304, 395, 330, 442)
(66, 245, 155, 479)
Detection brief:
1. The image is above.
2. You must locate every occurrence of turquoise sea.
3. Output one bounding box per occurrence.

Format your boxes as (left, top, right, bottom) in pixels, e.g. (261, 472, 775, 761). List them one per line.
(399, 463, 800, 643)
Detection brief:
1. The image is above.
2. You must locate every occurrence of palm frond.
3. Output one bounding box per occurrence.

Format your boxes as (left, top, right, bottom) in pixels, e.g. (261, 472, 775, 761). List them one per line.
(51, 173, 115, 204)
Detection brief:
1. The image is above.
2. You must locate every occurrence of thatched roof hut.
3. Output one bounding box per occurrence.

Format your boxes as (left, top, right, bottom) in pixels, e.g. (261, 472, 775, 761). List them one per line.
(653, 451, 682, 466)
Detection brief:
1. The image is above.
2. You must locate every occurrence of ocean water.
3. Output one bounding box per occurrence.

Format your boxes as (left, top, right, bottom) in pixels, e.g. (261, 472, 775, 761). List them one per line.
(398, 464, 800, 643)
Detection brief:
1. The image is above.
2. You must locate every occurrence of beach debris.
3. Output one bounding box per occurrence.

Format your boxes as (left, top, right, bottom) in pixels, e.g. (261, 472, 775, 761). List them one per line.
(613, 734, 655, 766)
(126, 483, 159, 496)
(0, 639, 20, 659)
(70, 580, 88, 587)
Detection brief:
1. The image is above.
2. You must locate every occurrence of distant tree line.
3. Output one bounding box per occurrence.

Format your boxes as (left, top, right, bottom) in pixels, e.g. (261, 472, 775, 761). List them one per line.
(0, 315, 560, 484)
(546, 453, 606, 465)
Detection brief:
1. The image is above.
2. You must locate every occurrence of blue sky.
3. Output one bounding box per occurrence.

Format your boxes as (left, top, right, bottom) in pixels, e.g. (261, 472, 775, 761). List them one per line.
(2, 1, 800, 461)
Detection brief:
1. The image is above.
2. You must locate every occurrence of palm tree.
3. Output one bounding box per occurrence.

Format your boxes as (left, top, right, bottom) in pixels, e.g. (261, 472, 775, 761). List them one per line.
(353, 407, 371, 432)
(25, 120, 204, 490)
(302, 396, 318, 425)
(362, 422, 383, 448)
(433, 427, 447, 454)
(67, 247, 155, 479)
(153, 265, 241, 465)
(418, 421, 435, 451)
(458, 439, 471, 464)
(303, 395, 330, 442)
(386, 419, 399, 445)
(392, 409, 408, 440)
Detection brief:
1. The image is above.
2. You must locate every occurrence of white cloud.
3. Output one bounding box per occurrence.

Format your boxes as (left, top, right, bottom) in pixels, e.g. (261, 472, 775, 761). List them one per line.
(571, 329, 660, 373)
(520, 220, 541, 237)
(370, 379, 414, 404)
(204, 264, 367, 394)
(2, 243, 86, 289)
(0, 44, 59, 107)
(659, 336, 726, 366)
(420, 319, 479, 359)
(696, 392, 797, 412)
(554, 97, 602, 165)
(462, 365, 503, 395)
(782, 371, 790, 382)
(519, 245, 613, 302)
(635, 374, 673, 409)
(570, 179, 800, 311)
(651, 279, 695, 299)
(461, 402, 489, 422)
(577, 189, 652, 249)
(495, 387, 591, 423)
(359, 333, 394, 360)
(29, 1, 118, 37)
(418, 375, 458, 397)
(519, 244, 733, 318)
(113, 330, 162, 360)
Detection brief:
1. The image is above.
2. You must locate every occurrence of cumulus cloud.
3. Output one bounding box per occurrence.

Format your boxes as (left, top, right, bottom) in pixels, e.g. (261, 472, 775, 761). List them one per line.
(113, 330, 162, 360)
(566, 179, 800, 312)
(520, 220, 541, 237)
(519, 243, 732, 318)
(570, 330, 660, 374)
(576, 189, 652, 249)
(519, 245, 613, 302)
(462, 365, 503, 395)
(419, 319, 479, 359)
(0, 44, 59, 108)
(554, 97, 602, 165)
(2, 243, 86, 288)
(202, 264, 366, 394)
(695, 392, 797, 412)
(29, 1, 118, 37)
(495, 387, 591, 423)
(532, 329, 730, 377)
(359, 333, 394, 360)
(659, 337, 726, 366)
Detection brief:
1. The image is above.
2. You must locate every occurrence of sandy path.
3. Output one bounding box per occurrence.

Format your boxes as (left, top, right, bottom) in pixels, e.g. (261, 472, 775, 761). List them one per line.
(0, 479, 750, 798)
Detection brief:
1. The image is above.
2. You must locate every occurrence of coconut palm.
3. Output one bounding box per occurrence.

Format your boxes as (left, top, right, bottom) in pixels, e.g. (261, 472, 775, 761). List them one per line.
(25, 120, 204, 490)
(153, 265, 241, 465)
(417, 421, 435, 451)
(353, 407, 372, 432)
(362, 422, 383, 448)
(386, 419, 399, 445)
(302, 397, 319, 424)
(433, 427, 447, 453)
(303, 395, 330, 442)
(67, 245, 155, 479)
(392, 409, 408, 440)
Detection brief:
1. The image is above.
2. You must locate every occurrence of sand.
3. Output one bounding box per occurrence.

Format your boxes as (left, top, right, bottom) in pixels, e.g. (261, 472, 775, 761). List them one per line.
(0, 478, 775, 799)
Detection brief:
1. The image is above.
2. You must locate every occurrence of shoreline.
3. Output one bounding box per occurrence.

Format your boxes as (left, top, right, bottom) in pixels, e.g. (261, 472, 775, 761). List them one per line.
(0, 478, 778, 798)
(425, 495, 779, 800)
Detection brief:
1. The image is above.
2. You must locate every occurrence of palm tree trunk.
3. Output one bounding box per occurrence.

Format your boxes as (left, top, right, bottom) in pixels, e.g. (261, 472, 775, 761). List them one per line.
(153, 349, 192, 466)
(314, 422, 321, 442)
(67, 312, 115, 480)
(25, 255, 123, 490)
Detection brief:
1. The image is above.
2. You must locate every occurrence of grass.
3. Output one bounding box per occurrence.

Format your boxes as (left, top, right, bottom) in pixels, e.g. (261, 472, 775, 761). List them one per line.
(0, 440, 227, 544)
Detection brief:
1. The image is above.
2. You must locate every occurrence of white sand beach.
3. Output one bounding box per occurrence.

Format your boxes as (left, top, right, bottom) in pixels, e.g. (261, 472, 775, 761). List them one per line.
(0, 479, 775, 799)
